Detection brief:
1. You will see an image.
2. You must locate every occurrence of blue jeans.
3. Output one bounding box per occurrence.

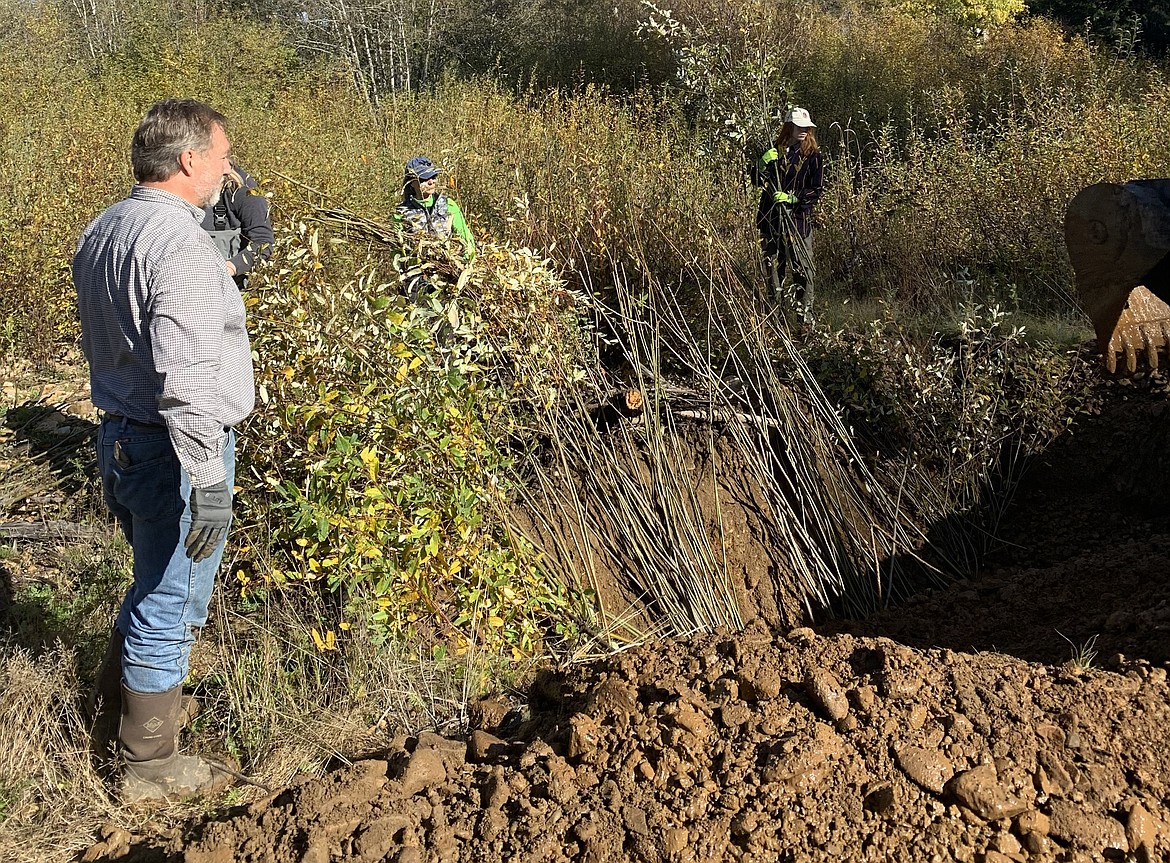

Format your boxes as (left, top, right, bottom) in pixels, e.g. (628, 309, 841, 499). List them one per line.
(97, 418, 235, 694)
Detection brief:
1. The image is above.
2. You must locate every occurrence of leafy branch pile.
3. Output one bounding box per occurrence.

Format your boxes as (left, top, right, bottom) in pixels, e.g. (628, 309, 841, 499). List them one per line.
(236, 212, 594, 655)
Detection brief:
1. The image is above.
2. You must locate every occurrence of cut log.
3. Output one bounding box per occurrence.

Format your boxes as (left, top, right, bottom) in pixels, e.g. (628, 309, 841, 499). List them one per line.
(0, 520, 103, 541)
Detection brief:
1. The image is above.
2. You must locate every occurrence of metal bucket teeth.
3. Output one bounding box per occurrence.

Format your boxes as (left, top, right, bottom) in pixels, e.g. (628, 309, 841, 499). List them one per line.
(1105, 286, 1170, 374)
(1066, 180, 1170, 375)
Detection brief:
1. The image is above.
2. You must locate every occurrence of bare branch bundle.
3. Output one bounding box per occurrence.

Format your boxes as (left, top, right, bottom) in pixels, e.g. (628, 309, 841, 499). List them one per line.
(507, 237, 949, 645)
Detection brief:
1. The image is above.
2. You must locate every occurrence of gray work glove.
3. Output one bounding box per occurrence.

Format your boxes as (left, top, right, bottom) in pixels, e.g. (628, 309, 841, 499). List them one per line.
(184, 481, 232, 562)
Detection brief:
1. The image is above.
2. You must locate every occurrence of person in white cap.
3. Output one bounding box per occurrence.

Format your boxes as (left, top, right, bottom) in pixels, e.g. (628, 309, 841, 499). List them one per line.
(752, 106, 824, 322)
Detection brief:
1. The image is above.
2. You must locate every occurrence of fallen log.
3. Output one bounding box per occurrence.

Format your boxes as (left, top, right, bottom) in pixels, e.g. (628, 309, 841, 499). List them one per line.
(0, 520, 103, 541)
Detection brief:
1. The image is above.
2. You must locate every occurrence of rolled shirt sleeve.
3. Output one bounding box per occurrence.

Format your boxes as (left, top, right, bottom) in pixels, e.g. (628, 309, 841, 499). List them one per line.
(149, 244, 249, 488)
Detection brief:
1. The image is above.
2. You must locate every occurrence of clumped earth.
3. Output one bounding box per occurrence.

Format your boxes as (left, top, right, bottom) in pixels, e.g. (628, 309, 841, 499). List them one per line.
(88, 375, 1170, 863)
(89, 625, 1167, 863)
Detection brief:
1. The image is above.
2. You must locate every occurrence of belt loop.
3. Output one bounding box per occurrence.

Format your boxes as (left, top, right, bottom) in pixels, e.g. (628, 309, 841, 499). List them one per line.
(101, 413, 131, 432)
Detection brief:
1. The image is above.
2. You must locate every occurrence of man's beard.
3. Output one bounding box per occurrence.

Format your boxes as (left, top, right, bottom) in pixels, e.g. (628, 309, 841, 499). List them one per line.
(200, 181, 224, 209)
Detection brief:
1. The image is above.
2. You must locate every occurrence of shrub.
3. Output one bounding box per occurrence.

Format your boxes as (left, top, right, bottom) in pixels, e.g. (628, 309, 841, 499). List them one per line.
(238, 214, 594, 654)
(804, 302, 1091, 552)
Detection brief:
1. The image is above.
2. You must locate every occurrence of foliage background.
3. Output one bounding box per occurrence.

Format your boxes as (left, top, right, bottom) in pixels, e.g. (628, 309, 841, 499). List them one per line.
(2, 0, 1167, 649)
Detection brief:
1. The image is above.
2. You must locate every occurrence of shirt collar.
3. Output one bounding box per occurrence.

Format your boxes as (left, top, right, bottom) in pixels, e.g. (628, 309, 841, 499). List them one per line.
(130, 185, 205, 219)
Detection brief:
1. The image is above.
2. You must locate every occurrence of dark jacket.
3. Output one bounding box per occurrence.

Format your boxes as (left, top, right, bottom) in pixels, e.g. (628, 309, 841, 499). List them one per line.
(200, 163, 274, 283)
(753, 145, 824, 239)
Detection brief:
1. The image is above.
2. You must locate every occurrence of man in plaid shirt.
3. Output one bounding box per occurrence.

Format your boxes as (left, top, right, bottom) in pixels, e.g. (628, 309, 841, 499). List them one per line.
(74, 99, 254, 803)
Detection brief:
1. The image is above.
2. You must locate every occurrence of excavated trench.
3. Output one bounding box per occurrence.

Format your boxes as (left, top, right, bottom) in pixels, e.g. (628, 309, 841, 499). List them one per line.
(90, 376, 1170, 863)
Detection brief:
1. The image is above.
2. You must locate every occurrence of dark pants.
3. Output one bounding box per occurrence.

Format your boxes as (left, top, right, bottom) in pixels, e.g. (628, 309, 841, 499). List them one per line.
(757, 204, 815, 320)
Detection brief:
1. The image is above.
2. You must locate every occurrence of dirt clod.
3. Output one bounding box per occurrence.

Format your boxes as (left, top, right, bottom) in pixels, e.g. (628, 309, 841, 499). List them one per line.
(895, 745, 953, 794)
(804, 668, 849, 720)
(1048, 799, 1127, 853)
(399, 748, 446, 796)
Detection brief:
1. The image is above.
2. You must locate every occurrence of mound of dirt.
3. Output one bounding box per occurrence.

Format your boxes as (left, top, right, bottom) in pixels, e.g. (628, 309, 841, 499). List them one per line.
(85, 374, 1170, 863)
(93, 621, 1168, 863)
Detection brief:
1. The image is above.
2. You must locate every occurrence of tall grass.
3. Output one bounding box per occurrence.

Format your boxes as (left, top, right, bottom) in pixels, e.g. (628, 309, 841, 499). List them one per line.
(5, 2, 1170, 354)
(6, 13, 1170, 368)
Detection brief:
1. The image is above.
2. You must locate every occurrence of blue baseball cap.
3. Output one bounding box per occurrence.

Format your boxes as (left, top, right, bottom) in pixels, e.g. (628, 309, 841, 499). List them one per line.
(405, 156, 440, 181)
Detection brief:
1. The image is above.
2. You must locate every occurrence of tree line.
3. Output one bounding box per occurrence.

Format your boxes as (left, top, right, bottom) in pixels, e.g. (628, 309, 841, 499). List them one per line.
(44, 0, 1170, 106)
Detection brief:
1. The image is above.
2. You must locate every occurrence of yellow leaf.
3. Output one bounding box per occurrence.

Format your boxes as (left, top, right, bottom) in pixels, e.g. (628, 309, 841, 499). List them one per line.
(359, 446, 379, 481)
(311, 628, 337, 652)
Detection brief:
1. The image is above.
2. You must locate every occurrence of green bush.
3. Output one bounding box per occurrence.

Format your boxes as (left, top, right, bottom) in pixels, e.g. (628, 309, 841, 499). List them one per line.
(238, 217, 594, 654)
(805, 302, 1090, 547)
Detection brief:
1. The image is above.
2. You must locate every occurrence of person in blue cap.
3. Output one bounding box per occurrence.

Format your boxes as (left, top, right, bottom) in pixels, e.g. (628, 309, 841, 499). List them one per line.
(395, 156, 475, 257)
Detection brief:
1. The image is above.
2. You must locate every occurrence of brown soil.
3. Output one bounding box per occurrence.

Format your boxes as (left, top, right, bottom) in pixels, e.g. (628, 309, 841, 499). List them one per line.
(88, 377, 1170, 863)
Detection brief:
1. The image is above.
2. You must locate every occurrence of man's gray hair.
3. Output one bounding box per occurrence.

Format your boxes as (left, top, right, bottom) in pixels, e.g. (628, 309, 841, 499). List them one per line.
(131, 99, 227, 183)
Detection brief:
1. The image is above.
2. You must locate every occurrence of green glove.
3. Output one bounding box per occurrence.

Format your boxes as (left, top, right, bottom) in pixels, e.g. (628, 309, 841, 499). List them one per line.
(757, 148, 778, 171)
(184, 481, 233, 562)
(773, 190, 798, 205)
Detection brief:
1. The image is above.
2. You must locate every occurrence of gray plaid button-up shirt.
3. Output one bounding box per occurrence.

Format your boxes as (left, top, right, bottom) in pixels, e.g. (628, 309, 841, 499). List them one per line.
(74, 186, 255, 489)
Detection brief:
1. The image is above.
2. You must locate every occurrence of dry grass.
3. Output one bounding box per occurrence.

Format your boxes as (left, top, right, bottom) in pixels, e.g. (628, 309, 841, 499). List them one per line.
(0, 642, 120, 862)
(0, 549, 508, 862)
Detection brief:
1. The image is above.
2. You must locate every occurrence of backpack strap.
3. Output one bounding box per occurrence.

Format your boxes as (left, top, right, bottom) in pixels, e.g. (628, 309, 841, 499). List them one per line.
(212, 186, 230, 232)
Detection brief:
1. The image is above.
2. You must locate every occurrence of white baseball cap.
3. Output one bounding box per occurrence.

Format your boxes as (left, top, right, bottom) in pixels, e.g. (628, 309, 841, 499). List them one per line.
(787, 107, 816, 128)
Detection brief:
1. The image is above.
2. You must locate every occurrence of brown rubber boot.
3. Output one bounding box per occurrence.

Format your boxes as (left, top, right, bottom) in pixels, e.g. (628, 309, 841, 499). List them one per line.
(88, 630, 198, 759)
(119, 684, 234, 804)
(88, 627, 125, 765)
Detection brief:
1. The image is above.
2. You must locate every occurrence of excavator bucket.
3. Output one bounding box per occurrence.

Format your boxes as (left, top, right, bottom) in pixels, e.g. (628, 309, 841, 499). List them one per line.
(1066, 180, 1170, 374)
